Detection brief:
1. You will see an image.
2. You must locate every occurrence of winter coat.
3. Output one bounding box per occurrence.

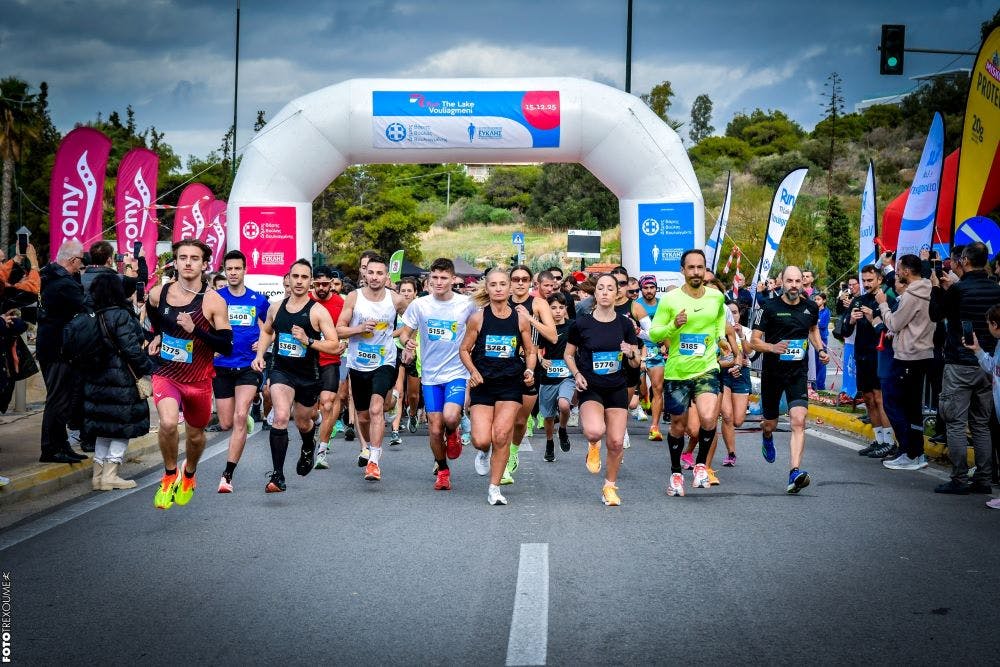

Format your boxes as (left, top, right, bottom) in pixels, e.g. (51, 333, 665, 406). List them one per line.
(878, 278, 934, 361)
(930, 270, 1000, 366)
(36, 263, 85, 364)
(82, 306, 154, 440)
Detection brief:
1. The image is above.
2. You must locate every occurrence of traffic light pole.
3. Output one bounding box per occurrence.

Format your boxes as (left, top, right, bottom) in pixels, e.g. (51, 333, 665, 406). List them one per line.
(880, 46, 977, 56)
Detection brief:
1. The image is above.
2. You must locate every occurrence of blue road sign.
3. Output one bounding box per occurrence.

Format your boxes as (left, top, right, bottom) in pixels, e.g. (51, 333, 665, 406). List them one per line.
(512, 232, 525, 246)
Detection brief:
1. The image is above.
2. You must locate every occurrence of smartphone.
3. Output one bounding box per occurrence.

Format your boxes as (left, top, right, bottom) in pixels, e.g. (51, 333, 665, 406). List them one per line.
(132, 241, 142, 257)
(115, 253, 125, 262)
(17, 232, 27, 255)
(136, 284, 145, 304)
(962, 320, 975, 345)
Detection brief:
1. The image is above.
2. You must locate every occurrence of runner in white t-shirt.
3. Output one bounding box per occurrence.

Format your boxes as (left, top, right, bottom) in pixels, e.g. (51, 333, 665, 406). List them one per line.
(398, 258, 478, 491)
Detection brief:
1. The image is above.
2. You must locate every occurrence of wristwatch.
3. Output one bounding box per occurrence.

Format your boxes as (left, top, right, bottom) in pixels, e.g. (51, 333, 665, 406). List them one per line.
(306, 337, 314, 348)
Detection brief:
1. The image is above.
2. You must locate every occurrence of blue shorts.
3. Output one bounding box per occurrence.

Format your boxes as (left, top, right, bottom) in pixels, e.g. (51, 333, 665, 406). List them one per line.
(422, 378, 468, 413)
(643, 344, 664, 368)
(722, 366, 751, 394)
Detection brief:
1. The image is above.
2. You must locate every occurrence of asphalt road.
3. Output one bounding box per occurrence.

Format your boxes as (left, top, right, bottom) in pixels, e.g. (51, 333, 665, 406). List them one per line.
(2, 417, 999, 665)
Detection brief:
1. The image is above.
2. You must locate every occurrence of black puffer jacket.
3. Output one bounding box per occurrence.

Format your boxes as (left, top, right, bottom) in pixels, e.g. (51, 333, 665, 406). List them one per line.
(82, 306, 154, 440)
(36, 263, 85, 363)
(930, 270, 1000, 365)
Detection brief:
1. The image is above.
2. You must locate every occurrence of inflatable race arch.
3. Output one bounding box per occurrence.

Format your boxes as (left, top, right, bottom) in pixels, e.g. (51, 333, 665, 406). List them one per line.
(227, 77, 703, 296)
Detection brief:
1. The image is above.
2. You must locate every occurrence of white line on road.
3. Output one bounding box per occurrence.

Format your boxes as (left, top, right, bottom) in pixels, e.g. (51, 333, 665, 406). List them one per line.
(506, 542, 549, 667)
(0, 438, 230, 552)
(806, 427, 949, 481)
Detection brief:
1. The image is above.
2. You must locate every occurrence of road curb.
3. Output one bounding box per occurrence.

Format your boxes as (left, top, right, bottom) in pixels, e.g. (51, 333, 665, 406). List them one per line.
(0, 427, 183, 508)
(808, 404, 964, 465)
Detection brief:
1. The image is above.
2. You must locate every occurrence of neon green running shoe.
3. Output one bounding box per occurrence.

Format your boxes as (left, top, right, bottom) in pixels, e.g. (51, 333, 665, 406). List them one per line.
(154, 470, 180, 510)
(525, 415, 535, 438)
(500, 468, 514, 485)
(508, 443, 519, 474)
(173, 470, 196, 506)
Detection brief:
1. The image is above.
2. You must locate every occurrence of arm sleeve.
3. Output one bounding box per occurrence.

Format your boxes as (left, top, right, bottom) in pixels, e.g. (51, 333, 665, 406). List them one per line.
(637, 316, 652, 341)
(194, 326, 234, 355)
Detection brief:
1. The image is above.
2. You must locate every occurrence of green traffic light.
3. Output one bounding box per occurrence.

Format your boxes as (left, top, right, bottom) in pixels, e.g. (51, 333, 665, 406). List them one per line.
(887, 56, 898, 67)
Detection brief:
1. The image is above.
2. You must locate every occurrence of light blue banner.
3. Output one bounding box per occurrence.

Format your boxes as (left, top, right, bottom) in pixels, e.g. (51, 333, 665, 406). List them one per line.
(896, 113, 944, 256)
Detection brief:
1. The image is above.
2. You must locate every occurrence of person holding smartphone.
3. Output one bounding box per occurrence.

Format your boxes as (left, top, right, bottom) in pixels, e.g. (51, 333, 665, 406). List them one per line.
(963, 305, 1000, 509)
(929, 242, 1000, 494)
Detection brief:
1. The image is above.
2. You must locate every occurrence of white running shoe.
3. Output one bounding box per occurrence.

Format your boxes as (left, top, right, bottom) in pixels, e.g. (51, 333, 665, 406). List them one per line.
(631, 407, 648, 422)
(474, 450, 490, 476)
(622, 430, 631, 449)
(314, 446, 330, 470)
(884, 454, 928, 471)
(488, 484, 508, 506)
(567, 408, 579, 427)
(667, 472, 685, 497)
(692, 463, 710, 488)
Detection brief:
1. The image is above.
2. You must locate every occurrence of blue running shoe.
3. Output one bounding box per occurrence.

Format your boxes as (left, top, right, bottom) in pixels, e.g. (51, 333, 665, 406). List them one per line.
(761, 433, 776, 463)
(787, 469, 810, 494)
(333, 419, 344, 438)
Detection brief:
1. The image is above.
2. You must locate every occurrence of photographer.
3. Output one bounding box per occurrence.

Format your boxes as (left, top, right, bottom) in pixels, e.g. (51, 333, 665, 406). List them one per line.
(0, 242, 41, 413)
(80, 241, 148, 301)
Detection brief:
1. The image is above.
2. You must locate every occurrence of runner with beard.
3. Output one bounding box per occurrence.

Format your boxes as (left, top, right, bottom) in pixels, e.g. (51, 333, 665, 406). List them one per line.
(310, 266, 347, 469)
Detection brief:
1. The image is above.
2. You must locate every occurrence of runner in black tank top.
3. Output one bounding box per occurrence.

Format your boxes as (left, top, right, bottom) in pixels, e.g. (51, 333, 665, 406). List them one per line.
(506, 265, 558, 485)
(460, 268, 537, 505)
(272, 298, 322, 381)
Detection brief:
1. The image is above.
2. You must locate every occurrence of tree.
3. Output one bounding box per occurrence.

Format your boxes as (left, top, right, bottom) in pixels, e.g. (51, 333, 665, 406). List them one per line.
(725, 108, 804, 155)
(688, 136, 753, 169)
(983, 8, 1000, 40)
(254, 110, 267, 132)
(821, 72, 845, 199)
(899, 73, 969, 154)
(640, 80, 683, 131)
(527, 164, 618, 230)
(689, 94, 714, 144)
(483, 165, 541, 210)
(824, 197, 854, 285)
(0, 77, 42, 249)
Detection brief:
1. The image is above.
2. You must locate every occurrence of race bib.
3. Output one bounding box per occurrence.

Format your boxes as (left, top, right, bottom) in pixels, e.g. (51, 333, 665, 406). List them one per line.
(427, 318, 459, 342)
(361, 320, 391, 339)
(356, 342, 386, 368)
(546, 359, 572, 378)
(161, 333, 193, 363)
(592, 351, 621, 375)
(780, 339, 807, 361)
(227, 304, 256, 327)
(484, 334, 517, 359)
(678, 332, 712, 356)
(277, 332, 306, 358)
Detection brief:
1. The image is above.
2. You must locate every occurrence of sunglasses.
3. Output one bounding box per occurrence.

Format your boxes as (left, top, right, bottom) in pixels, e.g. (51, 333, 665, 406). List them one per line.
(313, 281, 332, 287)
(511, 275, 530, 283)
(617, 280, 628, 286)
(627, 289, 640, 295)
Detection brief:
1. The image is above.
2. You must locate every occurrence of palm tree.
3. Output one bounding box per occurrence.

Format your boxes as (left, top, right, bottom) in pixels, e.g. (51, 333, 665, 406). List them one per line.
(0, 77, 41, 249)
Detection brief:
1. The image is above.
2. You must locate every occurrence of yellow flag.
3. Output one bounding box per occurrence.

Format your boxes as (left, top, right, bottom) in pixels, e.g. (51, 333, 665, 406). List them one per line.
(956, 27, 1000, 225)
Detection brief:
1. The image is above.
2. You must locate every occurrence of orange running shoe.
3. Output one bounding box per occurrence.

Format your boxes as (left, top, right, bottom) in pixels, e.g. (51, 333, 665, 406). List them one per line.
(586, 442, 602, 474)
(153, 469, 180, 509)
(707, 467, 720, 486)
(602, 484, 621, 506)
(648, 427, 663, 441)
(364, 461, 381, 481)
(434, 468, 452, 490)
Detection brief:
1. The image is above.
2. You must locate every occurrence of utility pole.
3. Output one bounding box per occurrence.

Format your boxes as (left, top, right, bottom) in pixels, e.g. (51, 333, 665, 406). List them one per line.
(232, 0, 240, 179)
(625, 0, 633, 93)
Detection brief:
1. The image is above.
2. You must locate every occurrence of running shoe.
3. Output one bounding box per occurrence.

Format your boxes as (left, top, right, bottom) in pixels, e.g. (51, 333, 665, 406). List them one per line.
(680, 451, 695, 470)
(567, 408, 579, 427)
(296, 446, 314, 476)
(265, 471, 286, 493)
(666, 472, 685, 497)
(692, 463, 710, 489)
(246, 414, 255, 434)
(631, 406, 648, 422)
(500, 468, 514, 485)
(558, 429, 571, 452)
(525, 415, 535, 438)
(460, 429, 471, 447)
(787, 469, 811, 494)
(602, 484, 621, 506)
(364, 461, 381, 481)
(544, 440, 556, 462)
(648, 427, 663, 441)
(217, 474, 233, 494)
(434, 468, 452, 490)
(723, 452, 737, 467)
(408, 415, 418, 434)
(333, 419, 345, 438)
(461, 413, 471, 435)
(707, 467, 720, 486)
(389, 430, 402, 447)
(858, 441, 879, 456)
(488, 485, 508, 506)
(173, 471, 196, 506)
(883, 454, 928, 470)
(344, 424, 356, 441)
(357, 447, 370, 467)
(761, 433, 776, 463)
(446, 429, 462, 459)
(508, 444, 519, 474)
(474, 450, 490, 476)
(314, 445, 330, 469)
(623, 430, 631, 449)
(154, 469, 180, 509)
(586, 442, 602, 474)
(986, 498, 1000, 510)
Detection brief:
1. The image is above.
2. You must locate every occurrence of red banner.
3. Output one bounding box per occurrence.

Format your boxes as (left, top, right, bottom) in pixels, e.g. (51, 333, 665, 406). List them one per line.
(48, 127, 112, 259)
(205, 199, 227, 272)
(114, 148, 159, 281)
(172, 183, 214, 242)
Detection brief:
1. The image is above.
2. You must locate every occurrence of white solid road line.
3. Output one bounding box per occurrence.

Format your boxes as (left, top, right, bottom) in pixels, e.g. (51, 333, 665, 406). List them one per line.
(0, 439, 230, 553)
(806, 427, 949, 481)
(506, 542, 549, 667)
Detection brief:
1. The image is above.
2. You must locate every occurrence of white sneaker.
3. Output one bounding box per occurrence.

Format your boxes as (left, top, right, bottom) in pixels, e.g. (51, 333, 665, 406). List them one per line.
(314, 446, 330, 470)
(692, 463, 710, 488)
(474, 450, 490, 476)
(631, 407, 648, 422)
(488, 484, 508, 506)
(461, 414, 471, 433)
(667, 472, 685, 497)
(622, 430, 631, 449)
(567, 408, 579, 427)
(884, 454, 926, 471)
(882, 453, 909, 469)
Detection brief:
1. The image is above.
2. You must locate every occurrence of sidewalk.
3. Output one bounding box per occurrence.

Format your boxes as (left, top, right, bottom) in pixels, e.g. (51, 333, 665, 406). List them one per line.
(0, 373, 180, 509)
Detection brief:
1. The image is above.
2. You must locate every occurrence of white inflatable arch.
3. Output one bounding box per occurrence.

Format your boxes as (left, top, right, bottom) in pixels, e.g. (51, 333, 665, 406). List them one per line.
(228, 77, 703, 295)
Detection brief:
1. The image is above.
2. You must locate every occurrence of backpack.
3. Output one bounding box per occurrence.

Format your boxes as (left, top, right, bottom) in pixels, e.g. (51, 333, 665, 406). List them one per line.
(61, 310, 110, 371)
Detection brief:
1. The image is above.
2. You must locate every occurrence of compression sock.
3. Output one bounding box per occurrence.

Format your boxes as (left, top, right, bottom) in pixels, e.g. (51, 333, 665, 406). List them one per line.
(269, 428, 289, 472)
(224, 461, 237, 478)
(164, 467, 177, 476)
(370, 446, 383, 465)
(299, 425, 315, 452)
(666, 434, 684, 473)
(436, 458, 449, 472)
(696, 428, 717, 465)
(183, 466, 196, 478)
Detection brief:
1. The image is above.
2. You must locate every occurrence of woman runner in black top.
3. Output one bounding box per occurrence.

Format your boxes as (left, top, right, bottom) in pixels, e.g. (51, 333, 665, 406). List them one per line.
(564, 274, 641, 506)
(461, 268, 536, 506)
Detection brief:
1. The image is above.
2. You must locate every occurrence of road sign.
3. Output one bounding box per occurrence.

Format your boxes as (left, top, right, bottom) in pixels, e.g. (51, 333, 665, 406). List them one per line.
(512, 232, 525, 246)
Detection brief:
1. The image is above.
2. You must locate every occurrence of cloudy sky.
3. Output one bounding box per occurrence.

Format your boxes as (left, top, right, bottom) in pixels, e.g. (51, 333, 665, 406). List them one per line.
(1, 0, 993, 166)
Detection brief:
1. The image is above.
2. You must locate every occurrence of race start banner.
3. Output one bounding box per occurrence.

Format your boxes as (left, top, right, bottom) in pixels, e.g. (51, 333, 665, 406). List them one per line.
(955, 27, 1000, 225)
(859, 160, 877, 278)
(896, 113, 944, 257)
(750, 167, 808, 295)
(48, 127, 112, 258)
(704, 171, 732, 273)
(114, 147, 158, 278)
(372, 91, 560, 149)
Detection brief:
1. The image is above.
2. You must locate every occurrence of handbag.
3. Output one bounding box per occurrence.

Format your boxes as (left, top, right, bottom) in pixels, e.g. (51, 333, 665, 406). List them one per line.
(97, 311, 152, 400)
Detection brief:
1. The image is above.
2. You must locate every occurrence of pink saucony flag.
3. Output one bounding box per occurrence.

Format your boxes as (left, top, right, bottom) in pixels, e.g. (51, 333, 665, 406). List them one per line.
(205, 199, 227, 272)
(173, 183, 213, 242)
(48, 127, 112, 259)
(114, 148, 159, 281)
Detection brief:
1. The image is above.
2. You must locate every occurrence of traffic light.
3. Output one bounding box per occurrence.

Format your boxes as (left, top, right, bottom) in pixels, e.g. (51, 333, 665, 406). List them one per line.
(880, 24, 905, 75)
